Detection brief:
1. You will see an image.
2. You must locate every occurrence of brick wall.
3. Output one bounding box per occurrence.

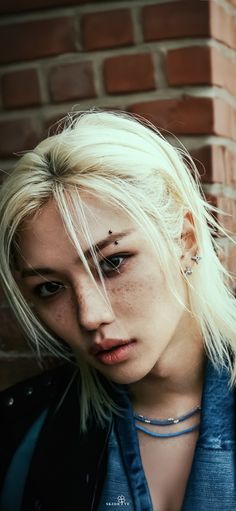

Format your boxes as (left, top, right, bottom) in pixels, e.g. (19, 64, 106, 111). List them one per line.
(0, 0, 236, 389)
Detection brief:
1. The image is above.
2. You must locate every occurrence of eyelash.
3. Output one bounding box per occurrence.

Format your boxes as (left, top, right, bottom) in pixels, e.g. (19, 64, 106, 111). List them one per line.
(99, 253, 128, 276)
(33, 253, 130, 299)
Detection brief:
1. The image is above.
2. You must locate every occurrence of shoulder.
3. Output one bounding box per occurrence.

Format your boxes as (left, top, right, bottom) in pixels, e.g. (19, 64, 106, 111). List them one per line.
(0, 363, 78, 488)
(0, 362, 77, 448)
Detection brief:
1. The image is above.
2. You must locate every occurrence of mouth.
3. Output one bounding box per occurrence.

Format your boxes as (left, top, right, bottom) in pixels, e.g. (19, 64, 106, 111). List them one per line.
(90, 339, 136, 365)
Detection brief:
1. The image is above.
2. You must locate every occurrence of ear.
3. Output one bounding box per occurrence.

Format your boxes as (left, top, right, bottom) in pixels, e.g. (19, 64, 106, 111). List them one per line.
(180, 212, 198, 269)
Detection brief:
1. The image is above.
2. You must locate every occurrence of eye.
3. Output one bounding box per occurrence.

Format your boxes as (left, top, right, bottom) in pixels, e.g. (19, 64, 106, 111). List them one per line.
(34, 281, 65, 298)
(99, 254, 127, 276)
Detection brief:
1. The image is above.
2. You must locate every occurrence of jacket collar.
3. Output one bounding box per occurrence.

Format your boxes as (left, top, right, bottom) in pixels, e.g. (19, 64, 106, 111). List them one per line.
(198, 357, 235, 449)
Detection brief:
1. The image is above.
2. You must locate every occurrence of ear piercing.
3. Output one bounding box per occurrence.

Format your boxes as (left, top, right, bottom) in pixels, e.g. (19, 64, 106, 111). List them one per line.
(184, 253, 201, 276)
(184, 267, 193, 276)
(191, 255, 202, 264)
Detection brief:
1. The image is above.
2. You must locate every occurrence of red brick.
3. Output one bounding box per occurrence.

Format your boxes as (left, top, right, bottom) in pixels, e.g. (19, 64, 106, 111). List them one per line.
(214, 100, 235, 140)
(204, 193, 218, 210)
(49, 61, 96, 103)
(211, 1, 236, 50)
(189, 145, 236, 189)
(82, 9, 133, 51)
(213, 52, 236, 96)
(166, 46, 211, 86)
(203, 193, 234, 235)
(191, 145, 229, 184)
(210, 48, 236, 95)
(0, 118, 40, 158)
(217, 197, 236, 233)
(0, 0, 93, 15)
(129, 97, 235, 139)
(191, 146, 215, 183)
(129, 97, 215, 135)
(143, 1, 210, 42)
(2, 69, 41, 109)
(104, 53, 155, 94)
(143, 1, 236, 50)
(213, 145, 231, 184)
(0, 17, 77, 64)
(213, 147, 236, 186)
(44, 112, 68, 134)
(166, 46, 236, 95)
(44, 107, 120, 136)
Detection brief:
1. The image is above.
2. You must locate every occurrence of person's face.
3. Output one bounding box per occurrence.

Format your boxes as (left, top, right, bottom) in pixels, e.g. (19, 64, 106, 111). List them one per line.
(16, 196, 194, 385)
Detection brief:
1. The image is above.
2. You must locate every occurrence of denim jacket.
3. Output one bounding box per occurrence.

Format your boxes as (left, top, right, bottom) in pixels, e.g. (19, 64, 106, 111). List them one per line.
(98, 359, 236, 510)
(0, 360, 235, 510)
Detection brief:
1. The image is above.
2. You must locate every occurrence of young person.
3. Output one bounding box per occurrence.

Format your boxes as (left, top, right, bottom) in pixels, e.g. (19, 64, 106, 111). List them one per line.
(0, 110, 236, 511)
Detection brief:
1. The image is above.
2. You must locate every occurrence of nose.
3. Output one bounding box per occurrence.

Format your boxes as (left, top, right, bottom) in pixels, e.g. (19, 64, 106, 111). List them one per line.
(75, 281, 114, 331)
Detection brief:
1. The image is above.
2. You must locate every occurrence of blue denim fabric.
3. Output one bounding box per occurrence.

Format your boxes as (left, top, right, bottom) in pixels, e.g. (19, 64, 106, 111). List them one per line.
(97, 425, 136, 510)
(1, 360, 235, 510)
(98, 399, 153, 511)
(98, 359, 236, 510)
(182, 360, 236, 510)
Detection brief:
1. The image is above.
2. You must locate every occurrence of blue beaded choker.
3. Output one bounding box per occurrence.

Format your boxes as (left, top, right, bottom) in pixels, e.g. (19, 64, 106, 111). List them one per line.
(134, 405, 201, 439)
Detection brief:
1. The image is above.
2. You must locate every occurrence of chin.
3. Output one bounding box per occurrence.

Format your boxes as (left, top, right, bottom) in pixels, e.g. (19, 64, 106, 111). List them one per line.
(102, 366, 151, 386)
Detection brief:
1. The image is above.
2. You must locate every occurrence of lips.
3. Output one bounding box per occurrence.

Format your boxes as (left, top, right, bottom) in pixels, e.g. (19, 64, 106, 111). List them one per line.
(89, 338, 136, 365)
(90, 339, 131, 355)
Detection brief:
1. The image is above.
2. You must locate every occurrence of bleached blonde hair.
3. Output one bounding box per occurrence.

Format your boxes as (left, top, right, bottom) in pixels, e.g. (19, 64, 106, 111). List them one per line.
(0, 110, 236, 430)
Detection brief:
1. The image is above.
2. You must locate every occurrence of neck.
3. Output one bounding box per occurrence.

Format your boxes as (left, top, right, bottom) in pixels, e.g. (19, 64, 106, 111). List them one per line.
(129, 320, 206, 419)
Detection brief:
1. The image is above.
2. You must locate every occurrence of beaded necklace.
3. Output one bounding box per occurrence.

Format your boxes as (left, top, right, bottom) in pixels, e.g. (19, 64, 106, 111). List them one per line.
(134, 405, 201, 439)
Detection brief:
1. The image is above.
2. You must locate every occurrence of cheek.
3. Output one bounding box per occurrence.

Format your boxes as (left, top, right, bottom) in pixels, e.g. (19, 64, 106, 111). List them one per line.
(35, 296, 78, 340)
(111, 282, 140, 312)
(110, 269, 165, 314)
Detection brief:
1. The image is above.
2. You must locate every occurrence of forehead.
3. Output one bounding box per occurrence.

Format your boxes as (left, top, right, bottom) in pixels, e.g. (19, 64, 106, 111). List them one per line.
(17, 195, 134, 260)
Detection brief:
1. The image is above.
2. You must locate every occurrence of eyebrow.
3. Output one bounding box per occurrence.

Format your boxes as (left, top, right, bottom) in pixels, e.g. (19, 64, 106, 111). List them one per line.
(20, 229, 133, 279)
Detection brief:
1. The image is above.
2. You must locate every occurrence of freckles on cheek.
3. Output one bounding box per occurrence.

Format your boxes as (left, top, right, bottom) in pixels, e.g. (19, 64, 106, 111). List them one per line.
(54, 301, 76, 329)
(111, 280, 146, 313)
(36, 302, 72, 333)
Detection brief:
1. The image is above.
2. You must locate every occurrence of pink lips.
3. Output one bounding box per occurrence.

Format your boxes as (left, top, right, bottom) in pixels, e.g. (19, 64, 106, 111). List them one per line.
(90, 339, 136, 365)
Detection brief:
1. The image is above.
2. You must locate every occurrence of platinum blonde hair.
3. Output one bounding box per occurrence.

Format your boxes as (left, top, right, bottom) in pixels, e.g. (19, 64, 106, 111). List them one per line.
(0, 110, 236, 430)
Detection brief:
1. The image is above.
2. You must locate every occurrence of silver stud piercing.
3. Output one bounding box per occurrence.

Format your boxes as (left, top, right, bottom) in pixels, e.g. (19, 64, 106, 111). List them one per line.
(191, 255, 202, 264)
(184, 267, 193, 276)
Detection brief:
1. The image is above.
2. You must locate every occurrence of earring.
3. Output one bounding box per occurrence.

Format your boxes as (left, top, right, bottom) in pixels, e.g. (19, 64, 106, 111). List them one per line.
(184, 267, 193, 276)
(191, 255, 202, 264)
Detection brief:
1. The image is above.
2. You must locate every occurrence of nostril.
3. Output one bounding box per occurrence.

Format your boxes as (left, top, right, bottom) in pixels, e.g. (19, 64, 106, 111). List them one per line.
(76, 293, 114, 331)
